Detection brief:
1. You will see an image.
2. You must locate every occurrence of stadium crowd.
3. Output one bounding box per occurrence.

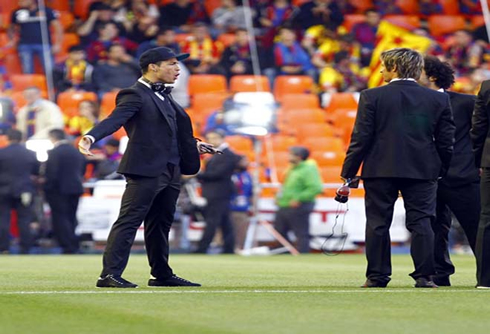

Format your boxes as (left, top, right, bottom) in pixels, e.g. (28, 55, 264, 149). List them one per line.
(0, 0, 488, 254)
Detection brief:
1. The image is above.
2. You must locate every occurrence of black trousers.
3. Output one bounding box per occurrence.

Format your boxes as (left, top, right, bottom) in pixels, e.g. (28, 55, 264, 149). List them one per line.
(363, 178, 437, 283)
(0, 195, 33, 252)
(273, 202, 315, 254)
(101, 164, 180, 279)
(197, 198, 234, 253)
(477, 168, 490, 286)
(45, 192, 80, 254)
(432, 181, 480, 280)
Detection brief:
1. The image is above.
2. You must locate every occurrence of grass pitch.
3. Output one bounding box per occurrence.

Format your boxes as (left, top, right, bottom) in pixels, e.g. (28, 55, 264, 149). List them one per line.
(0, 254, 489, 334)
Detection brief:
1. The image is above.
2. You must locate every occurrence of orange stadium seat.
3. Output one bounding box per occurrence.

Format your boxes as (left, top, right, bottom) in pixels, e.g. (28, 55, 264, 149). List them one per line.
(428, 15, 467, 37)
(319, 166, 343, 184)
(439, 0, 460, 15)
(100, 91, 119, 118)
(0, 32, 8, 47)
(285, 108, 326, 125)
(57, 91, 98, 118)
(57, 12, 75, 31)
(265, 135, 298, 152)
(331, 109, 357, 145)
(191, 92, 229, 113)
(310, 150, 346, 167)
(74, 0, 96, 19)
(348, 0, 373, 13)
(188, 75, 227, 95)
(11, 74, 47, 92)
(281, 94, 320, 110)
(3, 54, 23, 75)
(395, 0, 419, 14)
(175, 33, 192, 45)
(0, 2, 18, 14)
(325, 92, 358, 114)
(47, 0, 71, 11)
(296, 123, 335, 140)
(274, 75, 314, 102)
(0, 12, 10, 31)
(384, 15, 421, 30)
(230, 75, 270, 93)
(342, 14, 365, 31)
(113, 127, 127, 140)
(302, 137, 344, 153)
(226, 135, 254, 153)
(471, 16, 485, 29)
(218, 33, 236, 47)
(204, 0, 222, 16)
(59, 33, 81, 56)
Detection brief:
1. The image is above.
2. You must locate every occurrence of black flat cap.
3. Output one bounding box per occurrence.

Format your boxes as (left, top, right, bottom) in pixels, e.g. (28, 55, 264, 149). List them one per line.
(139, 47, 189, 69)
(290, 146, 310, 160)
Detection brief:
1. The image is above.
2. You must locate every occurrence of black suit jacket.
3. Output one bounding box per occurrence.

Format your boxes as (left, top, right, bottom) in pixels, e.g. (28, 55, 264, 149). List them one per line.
(442, 91, 479, 186)
(197, 147, 240, 201)
(44, 143, 85, 195)
(471, 80, 490, 168)
(341, 81, 455, 180)
(86, 82, 200, 177)
(0, 143, 39, 197)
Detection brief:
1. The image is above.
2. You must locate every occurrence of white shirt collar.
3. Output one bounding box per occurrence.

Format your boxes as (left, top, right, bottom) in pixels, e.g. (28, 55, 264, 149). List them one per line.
(390, 78, 417, 83)
(138, 77, 164, 100)
(437, 88, 444, 92)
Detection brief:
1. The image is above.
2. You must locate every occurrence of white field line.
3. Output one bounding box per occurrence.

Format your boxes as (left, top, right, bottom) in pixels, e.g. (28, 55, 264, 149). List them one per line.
(0, 289, 488, 295)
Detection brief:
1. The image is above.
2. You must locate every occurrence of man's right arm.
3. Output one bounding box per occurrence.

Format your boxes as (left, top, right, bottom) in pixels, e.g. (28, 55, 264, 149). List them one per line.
(434, 94, 456, 177)
(471, 81, 490, 167)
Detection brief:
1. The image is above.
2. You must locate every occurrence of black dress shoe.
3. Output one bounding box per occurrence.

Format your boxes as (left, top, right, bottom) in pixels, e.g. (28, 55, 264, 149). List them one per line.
(148, 275, 201, 287)
(361, 279, 388, 288)
(432, 277, 451, 287)
(414, 277, 438, 288)
(96, 275, 138, 288)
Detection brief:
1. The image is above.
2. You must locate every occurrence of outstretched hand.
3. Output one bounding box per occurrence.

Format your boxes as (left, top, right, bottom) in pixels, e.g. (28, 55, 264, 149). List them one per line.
(78, 136, 94, 156)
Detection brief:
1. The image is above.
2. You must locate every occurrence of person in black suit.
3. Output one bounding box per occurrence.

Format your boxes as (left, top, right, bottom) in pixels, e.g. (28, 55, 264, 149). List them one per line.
(471, 80, 490, 288)
(420, 56, 480, 287)
(44, 129, 85, 254)
(195, 130, 241, 254)
(0, 129, 39, 254)
(78, 47, 219, 288)
(341, 48, 455, 288)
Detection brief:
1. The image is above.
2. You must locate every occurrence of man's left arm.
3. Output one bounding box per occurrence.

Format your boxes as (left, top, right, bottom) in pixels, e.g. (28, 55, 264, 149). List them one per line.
(341, 90, 376, 179)
(435, 95, 456, 176)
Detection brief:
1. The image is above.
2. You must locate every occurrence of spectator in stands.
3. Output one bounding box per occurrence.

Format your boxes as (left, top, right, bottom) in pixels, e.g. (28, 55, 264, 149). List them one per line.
(0, 129, 39, 254)
(93, 44, 141, 96)
(419, 0, 443, 16)
(373, 0, 402, 15)
(0, 62, 13, 92)
(8, 0, 63, 74)
(460, 0, 482, 15)
(273, 146, 323, 253)
(319, 50, 367, 93)
(194, 130, 241, 254)
(44, 129, 85, 254)
(54, 45, 95, 93)
(120, 0, 160, 43)
(86, 22, 139, 63)
(77, 2, 127, 46)
(217, 28, 253, 80)
(272, 26, 316, 80)
(88, 138, 123, 180)
(181, 23, 224, 74)
(446, 30, 484, 75)
(212, 0, 247, 34)
(294, 0, 343, 31)
(158, 0, 210, 33)
(257, 0, 296, 47)
(117, 0, 159, 23)
(88, 0, 126, 14)
(0, 98, 17, 134)
(136, 27, 181, 58)
(16, 87, 64, 140)
(230, 155, 253, 253)
(67, 100, 100, 137)
(352, 8, 381, 67)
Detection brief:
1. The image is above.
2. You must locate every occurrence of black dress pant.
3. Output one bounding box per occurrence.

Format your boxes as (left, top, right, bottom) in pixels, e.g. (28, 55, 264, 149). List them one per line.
(45, 192, 80, 254)
(197, 199, 234, 253)
(476, 168, 490, 286)
(432, 181, 480, 281)
(101, 164, 181, 279)
(363, 178, 437, 284)
(273, 202, 315, 254)
(0, 195, 33, 252)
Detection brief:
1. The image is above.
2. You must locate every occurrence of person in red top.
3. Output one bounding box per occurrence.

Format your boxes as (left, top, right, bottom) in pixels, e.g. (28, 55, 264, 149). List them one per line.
(86, 22, 138, 63)
(181, 23, 224, 74)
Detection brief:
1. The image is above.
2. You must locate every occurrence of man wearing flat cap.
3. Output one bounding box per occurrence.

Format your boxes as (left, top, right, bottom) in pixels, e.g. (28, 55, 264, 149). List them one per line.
(78, 47, 219, 288)
(273, 146, 323, 253)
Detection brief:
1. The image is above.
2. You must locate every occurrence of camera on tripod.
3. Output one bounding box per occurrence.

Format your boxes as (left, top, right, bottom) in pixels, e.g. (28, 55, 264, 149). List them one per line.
(334, 177, 360, 203)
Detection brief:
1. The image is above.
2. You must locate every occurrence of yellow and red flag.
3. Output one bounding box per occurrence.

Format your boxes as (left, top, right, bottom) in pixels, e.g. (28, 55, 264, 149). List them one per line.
(368, 21, 433, 88)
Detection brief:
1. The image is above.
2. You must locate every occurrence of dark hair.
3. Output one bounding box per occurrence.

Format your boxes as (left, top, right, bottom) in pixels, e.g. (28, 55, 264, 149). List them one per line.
(157, 26, 174, 35)
(48, 129, 66, 141)
(290, 146, 310, 160)
(423, 56, 455, 90)
(365, 8, 379, 15)
(7, 129, 22, 142)
(68, 45, 85, 53)
(108, 43, 125, 53)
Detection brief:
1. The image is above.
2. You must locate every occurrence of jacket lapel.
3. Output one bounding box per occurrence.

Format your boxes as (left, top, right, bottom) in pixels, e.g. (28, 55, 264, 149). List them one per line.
(139, 85, 173, 133)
